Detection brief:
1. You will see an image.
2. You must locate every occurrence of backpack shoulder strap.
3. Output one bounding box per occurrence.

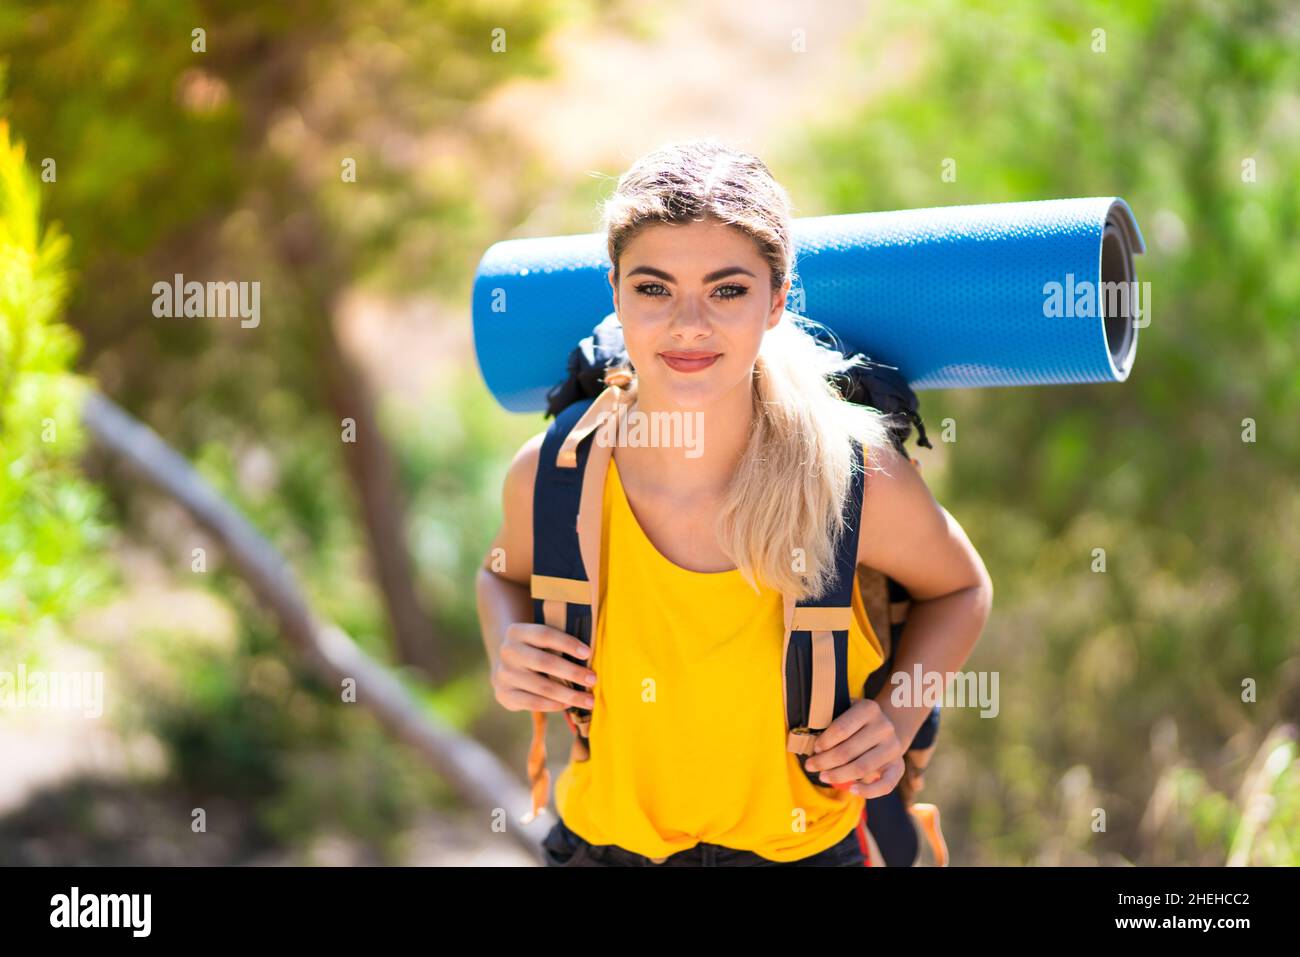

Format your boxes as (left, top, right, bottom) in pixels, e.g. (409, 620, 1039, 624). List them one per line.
(783, 436, 870, 789)
(531, 396, 596, 617)
(521, 373, 634, 823)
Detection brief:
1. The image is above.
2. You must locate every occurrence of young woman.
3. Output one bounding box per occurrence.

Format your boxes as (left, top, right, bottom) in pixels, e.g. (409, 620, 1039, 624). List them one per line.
(476, 139, 993, 867)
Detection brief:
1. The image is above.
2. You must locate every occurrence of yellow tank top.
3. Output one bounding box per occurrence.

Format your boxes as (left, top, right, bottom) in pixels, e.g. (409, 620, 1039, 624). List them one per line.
(553, 453, 886, 862)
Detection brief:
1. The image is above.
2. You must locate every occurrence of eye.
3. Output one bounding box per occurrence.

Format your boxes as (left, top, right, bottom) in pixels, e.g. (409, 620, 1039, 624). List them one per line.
(634, 282, 669, 298)
(713, 283, 749, 300)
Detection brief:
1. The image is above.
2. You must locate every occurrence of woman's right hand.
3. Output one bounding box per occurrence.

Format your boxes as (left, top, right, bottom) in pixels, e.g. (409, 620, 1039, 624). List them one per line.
(492, 622, 598, 712)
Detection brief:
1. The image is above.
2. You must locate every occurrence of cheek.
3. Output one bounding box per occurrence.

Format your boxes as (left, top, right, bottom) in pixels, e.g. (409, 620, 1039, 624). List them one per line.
(617, 303, 671, 363)
(722, 309, 770, 359)
(617, 318, 652, 368)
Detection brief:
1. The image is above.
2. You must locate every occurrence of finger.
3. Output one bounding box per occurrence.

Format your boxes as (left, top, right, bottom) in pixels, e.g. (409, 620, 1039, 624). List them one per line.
(811, 698, 879, 757)
(815, 737, 902, 787)
(832, 768, 881, 792)
(853, 759, 905, 799)
(498, 688, 570, 712)
(807, 716, 893, 774)
(501, 621, 595, 665)
(514, 644, 598, 687)
(504, 664, 596, 710)
(525, 624, 593, 660)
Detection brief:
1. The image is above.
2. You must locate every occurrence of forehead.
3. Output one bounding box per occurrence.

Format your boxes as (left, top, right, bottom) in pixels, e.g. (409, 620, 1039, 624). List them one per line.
(621, 219, 765, 273)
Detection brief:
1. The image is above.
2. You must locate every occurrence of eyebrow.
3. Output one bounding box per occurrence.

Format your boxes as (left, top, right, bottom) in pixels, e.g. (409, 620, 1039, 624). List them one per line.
(625, 265, 757, 284)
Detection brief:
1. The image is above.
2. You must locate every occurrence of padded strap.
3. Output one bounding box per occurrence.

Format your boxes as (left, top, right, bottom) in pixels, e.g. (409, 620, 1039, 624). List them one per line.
(783, 438, 869, 772)
(522, 376, 634, 822)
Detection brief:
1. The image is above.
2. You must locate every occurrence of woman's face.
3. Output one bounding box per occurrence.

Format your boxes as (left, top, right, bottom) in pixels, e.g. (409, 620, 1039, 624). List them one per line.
(609, 218, 789, 410)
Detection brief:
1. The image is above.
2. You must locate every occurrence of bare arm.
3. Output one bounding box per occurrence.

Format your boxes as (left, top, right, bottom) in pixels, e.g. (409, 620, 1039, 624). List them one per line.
(476, 431, 597, 711)
(856, 442, 994, 749)
(476, 431, 540, 673)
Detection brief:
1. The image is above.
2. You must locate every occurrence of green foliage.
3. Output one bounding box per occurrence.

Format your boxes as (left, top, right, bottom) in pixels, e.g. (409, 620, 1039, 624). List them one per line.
(0, 119, 107, 646)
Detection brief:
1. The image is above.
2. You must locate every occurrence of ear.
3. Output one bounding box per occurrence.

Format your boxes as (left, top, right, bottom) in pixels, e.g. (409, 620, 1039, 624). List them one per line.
(767, 276, 791, 330)
(608, 266, 619, 312)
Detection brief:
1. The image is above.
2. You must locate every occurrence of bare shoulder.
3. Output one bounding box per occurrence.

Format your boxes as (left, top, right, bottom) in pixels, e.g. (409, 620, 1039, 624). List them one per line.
(860, 440, 935, 509)
(858, 441, 944, 545)
(856, 440, 987, 601)
(504, 429, 547, 506)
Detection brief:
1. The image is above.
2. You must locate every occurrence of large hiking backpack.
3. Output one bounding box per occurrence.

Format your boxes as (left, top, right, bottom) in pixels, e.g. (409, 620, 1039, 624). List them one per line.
(523, 311, 947, 866)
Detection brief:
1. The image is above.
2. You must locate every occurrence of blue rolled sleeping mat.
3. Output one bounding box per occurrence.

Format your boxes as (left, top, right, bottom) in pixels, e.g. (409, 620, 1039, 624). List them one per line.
(473, 197, 1145, 413)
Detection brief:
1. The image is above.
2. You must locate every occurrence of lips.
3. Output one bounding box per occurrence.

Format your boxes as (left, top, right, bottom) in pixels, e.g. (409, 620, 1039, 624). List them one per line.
(659, 351, 721, 373)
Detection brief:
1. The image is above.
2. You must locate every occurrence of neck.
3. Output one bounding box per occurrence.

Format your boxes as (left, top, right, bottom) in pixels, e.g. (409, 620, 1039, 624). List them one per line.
(613, 374, 754, 500)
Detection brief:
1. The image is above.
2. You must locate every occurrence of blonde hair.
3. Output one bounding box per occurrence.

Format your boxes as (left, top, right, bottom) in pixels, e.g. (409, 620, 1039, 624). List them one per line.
(601, 139, 895, 600)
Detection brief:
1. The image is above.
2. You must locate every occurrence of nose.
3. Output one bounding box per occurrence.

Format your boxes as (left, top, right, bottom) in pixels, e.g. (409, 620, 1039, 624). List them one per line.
(668, 292, 711, 342)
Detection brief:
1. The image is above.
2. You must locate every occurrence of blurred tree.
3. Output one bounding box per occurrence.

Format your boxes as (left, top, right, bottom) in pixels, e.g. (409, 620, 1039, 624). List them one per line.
(0, 0, 580, 677)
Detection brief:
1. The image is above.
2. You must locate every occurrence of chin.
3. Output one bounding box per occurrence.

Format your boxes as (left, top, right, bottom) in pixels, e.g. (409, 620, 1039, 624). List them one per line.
(653, 377, 727, 412)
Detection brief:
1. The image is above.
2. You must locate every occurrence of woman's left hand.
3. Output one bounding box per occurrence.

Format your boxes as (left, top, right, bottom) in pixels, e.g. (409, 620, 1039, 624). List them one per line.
(804, 698, 905, 798)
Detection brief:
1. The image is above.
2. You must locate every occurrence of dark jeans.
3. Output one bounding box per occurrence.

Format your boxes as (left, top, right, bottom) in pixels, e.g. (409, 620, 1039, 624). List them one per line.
(542, 815, 867, 867)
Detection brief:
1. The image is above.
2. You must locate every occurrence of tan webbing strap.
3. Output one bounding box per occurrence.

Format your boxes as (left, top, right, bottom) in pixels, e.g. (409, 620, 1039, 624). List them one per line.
(540, 599, 567, 633)
(521, 711, 550, 824)
(533, 574, 592, 737)
(530, 574, 590, 604)
(522, 578, 580, 823)
(556, 369, 634, 469)
(807, 629, 837, 731)
(786, 730, 817, 755)
(790, 606, 853, 631)
(783, 601, 853, 756)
